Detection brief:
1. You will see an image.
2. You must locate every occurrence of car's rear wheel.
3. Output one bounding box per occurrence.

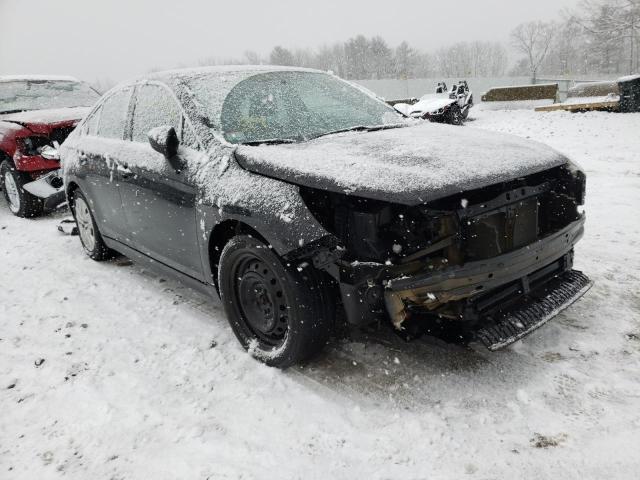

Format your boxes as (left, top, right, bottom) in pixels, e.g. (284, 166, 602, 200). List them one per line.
(218, 235, 335, 368)
(0, 160, 44, 218)
(71, 190, 114, 261)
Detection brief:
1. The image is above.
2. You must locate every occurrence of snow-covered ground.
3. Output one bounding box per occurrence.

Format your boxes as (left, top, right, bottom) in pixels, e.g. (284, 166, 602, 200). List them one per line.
(1, 108, 639, 479)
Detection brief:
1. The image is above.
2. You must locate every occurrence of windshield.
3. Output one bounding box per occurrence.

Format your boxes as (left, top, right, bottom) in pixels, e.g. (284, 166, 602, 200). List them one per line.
(186, 71, 403, 144)
(0, 80, 99, 114)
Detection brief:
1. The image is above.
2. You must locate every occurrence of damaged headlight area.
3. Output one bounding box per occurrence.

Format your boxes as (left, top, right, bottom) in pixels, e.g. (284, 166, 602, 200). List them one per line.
(17, 135, 51, 156)
(295, 163, 591, 350)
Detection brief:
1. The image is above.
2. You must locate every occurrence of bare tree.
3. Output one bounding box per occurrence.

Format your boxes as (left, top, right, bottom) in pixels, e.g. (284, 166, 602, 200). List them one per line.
(394, 41, 416, 78)
(269, 46, 295, 66)
(511, 21, 557, 81)
(577, 0, 640, 74)
(243, 50, 261, 65)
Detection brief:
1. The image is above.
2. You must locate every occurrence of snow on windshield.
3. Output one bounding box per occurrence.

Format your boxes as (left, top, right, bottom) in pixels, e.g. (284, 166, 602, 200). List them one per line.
(181, 70, 402, 144)
(0, 80, 99, 114)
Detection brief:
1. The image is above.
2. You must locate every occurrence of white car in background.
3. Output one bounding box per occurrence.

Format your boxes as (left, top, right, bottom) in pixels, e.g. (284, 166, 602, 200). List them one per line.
(395, 81, 474, 125)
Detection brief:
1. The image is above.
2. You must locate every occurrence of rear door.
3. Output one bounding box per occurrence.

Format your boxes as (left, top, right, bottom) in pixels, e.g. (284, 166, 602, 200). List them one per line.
(74, 87, 133, 242)
(118, 83, 203, 280)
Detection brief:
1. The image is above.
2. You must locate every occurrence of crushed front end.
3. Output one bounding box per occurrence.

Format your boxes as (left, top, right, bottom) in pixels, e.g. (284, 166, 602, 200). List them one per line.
(297, 163, 592, 350)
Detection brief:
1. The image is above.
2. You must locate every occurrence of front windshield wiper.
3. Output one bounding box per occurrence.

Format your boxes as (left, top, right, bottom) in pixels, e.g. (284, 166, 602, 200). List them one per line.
(241, 138, 300, 146)
(308, 123, 406, 141)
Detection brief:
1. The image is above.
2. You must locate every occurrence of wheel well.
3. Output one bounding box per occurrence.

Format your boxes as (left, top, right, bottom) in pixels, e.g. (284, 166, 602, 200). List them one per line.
(65, 181, 80, 208)
(208, 220, 269, 288)
(0, 150, 12, 164)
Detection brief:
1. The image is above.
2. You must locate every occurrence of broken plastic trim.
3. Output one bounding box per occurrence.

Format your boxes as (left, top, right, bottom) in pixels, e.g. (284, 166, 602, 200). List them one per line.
(23, 169, 66, 210)
(384, 216, 585, 329)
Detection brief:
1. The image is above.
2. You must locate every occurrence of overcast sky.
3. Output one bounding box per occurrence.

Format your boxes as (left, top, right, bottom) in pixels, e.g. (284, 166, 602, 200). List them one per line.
(0, 0, 578, 83)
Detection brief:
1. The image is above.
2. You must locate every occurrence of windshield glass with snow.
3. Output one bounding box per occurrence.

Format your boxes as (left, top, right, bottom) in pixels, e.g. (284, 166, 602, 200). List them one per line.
(187, 71, 402, 144)
(0, 80, 99, 114)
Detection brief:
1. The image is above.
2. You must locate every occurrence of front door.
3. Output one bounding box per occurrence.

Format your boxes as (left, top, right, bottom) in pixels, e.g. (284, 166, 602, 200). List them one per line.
(117, 84, 203, 280)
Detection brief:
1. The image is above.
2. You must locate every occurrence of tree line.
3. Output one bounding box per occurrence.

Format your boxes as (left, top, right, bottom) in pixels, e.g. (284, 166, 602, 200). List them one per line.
(201, 37, 509, 80)
(511, 0, 639, 79)
(198, 0, 638, 80)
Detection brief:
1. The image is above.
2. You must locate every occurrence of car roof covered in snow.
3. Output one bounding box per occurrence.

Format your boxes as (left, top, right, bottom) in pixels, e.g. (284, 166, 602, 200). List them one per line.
(106, 65, 374, 148)
(0, 75, 80, 83)
(143, 65, 323, 82)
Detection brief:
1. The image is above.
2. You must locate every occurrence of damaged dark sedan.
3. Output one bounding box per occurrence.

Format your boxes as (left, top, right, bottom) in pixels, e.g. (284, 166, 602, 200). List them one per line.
(61, 66, 592, 367)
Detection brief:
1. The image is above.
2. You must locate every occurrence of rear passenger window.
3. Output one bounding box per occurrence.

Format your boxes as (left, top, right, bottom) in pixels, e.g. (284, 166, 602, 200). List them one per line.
(132, 85, 182, 143)
(98, 88, 132, 139)
(83, 106, 101, 136)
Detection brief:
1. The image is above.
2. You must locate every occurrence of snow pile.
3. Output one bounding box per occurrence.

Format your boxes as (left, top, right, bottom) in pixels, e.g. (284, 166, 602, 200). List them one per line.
(562, 94, 620, 105)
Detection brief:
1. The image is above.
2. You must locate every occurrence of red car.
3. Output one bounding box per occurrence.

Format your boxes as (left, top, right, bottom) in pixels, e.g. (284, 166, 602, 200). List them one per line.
(0, 75, 99, 217)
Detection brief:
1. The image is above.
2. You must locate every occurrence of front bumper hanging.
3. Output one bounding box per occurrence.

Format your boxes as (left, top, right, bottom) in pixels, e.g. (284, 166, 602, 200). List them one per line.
(22, 169, 65, 211)
(475, 269, 593, 350)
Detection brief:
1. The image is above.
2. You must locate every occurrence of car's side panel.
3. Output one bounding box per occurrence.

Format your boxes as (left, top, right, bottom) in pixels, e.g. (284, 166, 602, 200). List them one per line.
(102, 235, 217, 299)
(194, 159, 333, 285)
(62, 135, 128, 241)
(62, 88, 134, 242)
(118, 143, 203, 280)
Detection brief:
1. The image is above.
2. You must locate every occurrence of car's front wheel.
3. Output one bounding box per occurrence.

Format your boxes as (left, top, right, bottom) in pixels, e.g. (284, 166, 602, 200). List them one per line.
(0, 161, 44, 218)
(71, 190, 114, 261)
(218, 235, 335, 368)
(446, 104, 464, 125)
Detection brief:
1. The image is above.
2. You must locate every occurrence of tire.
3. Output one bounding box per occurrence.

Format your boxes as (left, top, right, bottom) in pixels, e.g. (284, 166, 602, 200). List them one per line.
(446, 104, 464, 125)
(71, 190, 114, 261)
(218, 235, 335, 368)
(462, 96, 473, 119)
(1, 160, 44, 218)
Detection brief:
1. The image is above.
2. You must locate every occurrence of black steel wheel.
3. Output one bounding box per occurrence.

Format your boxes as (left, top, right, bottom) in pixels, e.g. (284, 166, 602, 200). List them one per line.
(218, 235, 335, 368)
(446, 104, 464, 125)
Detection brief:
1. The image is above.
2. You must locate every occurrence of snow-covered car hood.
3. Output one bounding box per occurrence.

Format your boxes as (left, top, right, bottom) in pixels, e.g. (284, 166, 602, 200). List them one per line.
(410, 94, 455, 115)
(0, 106, 91, 128)
(234, 123, 569, 205)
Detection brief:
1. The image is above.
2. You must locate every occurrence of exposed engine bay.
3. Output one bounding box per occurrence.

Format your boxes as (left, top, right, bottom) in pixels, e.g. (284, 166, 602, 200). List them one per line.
(296, 163, 590, 349)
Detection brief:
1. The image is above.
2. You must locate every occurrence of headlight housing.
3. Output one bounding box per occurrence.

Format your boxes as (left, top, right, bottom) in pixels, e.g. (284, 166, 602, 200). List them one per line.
(17, 136, 50, 156)
(564, 160, 586, 205)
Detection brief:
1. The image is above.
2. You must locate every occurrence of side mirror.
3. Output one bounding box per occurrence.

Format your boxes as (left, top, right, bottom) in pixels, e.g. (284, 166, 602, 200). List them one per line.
(148, 126, 179, 159)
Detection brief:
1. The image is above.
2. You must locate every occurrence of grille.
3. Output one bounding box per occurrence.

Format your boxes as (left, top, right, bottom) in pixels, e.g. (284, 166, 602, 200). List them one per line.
(464, 197, 539, 260)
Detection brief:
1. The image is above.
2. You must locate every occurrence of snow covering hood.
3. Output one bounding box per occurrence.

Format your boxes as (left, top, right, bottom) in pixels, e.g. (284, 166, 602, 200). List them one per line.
(235, 123, 569, 205)
(0, 106, 90, 129)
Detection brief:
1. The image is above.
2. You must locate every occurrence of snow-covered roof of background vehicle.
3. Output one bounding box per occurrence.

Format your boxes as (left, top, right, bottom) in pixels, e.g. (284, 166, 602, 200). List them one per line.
(0, 75, 80, 83)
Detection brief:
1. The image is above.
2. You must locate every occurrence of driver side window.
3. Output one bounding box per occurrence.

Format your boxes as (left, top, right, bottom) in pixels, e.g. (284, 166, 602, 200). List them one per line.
(131, 85, 182, 144)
